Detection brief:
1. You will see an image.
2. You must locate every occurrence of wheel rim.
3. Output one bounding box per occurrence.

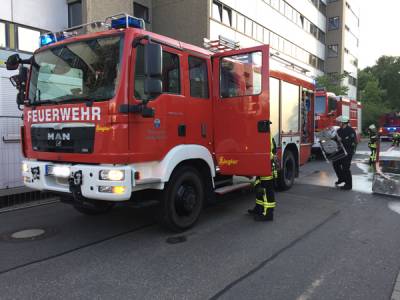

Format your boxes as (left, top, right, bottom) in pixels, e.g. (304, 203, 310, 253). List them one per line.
(174, 182, 198, 217)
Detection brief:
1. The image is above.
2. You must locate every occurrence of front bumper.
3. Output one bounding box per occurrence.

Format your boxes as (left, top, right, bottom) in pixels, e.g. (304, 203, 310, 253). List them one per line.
(22, 160, 134, 201)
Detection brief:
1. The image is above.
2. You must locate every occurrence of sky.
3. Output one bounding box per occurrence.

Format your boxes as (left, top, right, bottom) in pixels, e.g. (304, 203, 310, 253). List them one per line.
(359, 1, 400, 69)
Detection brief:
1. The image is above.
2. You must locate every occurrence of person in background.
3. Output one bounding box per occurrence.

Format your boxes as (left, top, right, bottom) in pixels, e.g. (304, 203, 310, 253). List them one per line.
(333, 116, 357, 190)
(367, 124, 378, 166)
(392, 132, 400, 147)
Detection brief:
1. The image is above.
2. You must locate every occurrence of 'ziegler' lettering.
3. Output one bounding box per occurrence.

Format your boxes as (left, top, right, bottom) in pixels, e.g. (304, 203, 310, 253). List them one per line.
(218, 156, 239, 166)
(27, 107, 101, 123)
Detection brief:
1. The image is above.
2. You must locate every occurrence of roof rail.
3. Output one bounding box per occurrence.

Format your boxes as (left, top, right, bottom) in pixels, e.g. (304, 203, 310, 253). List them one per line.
(270, 51, 309, 74)
(203, 35, 240, 53)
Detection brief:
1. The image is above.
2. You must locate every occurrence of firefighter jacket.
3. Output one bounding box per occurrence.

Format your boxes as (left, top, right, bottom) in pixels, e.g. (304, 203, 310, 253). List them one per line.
(337, 126, 357, 155)
(368, 130, 378, 149)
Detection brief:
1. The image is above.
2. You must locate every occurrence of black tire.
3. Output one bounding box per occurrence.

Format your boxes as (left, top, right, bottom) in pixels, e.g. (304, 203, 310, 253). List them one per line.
(159, 166, 204, 232)
(73, 199, 114, 215)
(279, 150, 296, 191)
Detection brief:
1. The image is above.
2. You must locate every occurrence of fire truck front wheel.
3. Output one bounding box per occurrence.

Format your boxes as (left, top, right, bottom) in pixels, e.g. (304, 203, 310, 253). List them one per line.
(159, 166, 205, 232)
(279, 150, 296, 191)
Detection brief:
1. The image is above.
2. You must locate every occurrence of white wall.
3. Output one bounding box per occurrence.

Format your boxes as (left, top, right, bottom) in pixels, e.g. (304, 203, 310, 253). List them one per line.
(0, 0, 68, 31)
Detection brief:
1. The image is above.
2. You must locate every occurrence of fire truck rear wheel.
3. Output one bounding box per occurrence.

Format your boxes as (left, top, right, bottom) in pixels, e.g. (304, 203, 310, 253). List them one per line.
(73, 199, 115, 215)
(159, 166, 204, 232)
(279, 150, 296, 191)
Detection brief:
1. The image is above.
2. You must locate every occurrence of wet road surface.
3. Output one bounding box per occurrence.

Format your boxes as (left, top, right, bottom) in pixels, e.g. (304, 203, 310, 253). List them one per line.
(0, 141, 400, 299)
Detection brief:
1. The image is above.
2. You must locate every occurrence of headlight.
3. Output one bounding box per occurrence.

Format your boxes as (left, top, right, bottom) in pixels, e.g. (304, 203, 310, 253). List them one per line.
(99, 170, 125, 181)
(22, 163, 29, 173)
(53, 166, 71, 178)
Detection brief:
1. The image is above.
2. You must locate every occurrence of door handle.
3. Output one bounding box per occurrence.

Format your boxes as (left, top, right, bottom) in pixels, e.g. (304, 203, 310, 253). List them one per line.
(258, 120, 271, 133)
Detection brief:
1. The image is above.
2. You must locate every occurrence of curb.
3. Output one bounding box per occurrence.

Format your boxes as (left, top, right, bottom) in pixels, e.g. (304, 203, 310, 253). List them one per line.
(392, 272, 400, 300)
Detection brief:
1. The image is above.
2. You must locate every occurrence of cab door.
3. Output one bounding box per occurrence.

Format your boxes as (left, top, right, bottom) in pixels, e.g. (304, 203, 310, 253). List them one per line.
(212, 45, 271, 176)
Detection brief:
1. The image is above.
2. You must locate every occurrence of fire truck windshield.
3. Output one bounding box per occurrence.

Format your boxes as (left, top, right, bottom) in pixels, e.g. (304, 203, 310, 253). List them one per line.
(28, 35, 123, 104)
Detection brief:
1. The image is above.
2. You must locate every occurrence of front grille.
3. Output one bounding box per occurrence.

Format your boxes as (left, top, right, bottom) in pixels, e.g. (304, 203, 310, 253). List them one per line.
(31, 126, 95, 153)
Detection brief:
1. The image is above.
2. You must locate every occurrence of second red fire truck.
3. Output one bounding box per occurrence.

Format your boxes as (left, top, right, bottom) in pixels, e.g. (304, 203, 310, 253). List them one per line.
(313, 89, 361, 150)
(7, 14, 316, 231)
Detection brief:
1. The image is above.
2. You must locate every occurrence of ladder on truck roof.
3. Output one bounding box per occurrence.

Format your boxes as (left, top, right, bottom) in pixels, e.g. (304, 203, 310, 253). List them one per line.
(204, 36, 309, 74)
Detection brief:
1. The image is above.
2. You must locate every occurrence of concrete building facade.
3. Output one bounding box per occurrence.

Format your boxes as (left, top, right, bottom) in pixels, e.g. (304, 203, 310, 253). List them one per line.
(0, 0, 68, 190)
(325, 0, 359, 99)
(70, 0, 359, 96)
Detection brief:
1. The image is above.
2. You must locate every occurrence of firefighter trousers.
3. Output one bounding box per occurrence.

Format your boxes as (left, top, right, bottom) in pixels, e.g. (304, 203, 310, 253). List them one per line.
(333, 155, 353, 188)
(368, 142, 377, 165)
(254, 177, 276, 219)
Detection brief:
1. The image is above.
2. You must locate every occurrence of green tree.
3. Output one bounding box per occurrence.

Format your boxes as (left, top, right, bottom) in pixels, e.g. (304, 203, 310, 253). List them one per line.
(315, 72, 349, 95)
(369, 56, 400, 109)
(359, 77, 388, 129)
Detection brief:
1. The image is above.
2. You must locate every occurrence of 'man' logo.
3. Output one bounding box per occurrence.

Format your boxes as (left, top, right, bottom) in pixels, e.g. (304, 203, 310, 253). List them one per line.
(48, 132, 71, 141)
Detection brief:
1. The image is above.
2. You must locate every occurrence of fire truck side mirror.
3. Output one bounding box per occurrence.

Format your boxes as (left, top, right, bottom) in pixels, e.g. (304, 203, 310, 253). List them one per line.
(144, 43, 162, 77)
(144, 78, 162, 95)
(6, 54, 21, 70)
(16, 92, 25, 106)
(144, 43, 163, 97)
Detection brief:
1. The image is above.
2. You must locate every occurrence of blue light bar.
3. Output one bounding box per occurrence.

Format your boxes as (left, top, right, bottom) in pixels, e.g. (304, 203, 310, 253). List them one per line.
(40, 33, 56, 47)
(111, 16, 144, 29)
(39, 32, 66, 47)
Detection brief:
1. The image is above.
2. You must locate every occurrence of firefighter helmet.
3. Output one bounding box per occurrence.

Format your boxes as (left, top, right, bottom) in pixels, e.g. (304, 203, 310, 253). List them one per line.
(336, 115, 349, 123)
(368, 124, 377, 131)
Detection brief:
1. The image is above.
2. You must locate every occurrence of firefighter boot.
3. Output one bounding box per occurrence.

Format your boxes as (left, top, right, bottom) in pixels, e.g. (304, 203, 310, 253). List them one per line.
(254, 209, 274, 222)
(247, 205, 262, 215)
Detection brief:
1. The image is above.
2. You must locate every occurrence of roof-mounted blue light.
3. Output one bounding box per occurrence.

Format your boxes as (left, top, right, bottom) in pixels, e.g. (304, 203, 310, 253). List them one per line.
(39, 32, 66, 47)
(111, 16, 144, 29)
(40, 33, 56, 47)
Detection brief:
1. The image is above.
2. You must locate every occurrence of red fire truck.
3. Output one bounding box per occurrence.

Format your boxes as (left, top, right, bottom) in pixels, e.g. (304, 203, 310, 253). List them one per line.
(7, 14, 315, 231)
(378, 112, 400, 139)
(313, 90, 361, 149)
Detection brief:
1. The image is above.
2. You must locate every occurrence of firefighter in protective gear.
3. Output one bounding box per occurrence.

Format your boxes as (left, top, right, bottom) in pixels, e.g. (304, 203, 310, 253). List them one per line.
(392, 132, 400, 147)
(367, 124, 378, 166)
(333, 115, 357, 190)
(248, 137, 277, 221)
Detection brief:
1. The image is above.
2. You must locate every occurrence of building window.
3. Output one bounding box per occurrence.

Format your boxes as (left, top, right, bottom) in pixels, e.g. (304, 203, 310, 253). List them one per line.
(212, 1, 222, 22)
(319, 1, 326, 14)
(222, 7, 232, 26)
(328, 17, 340, 30)
(348, 75, 357, 86)
(318, 30, 326, 43)
(163, 51, 180, 94)
(17, 26, 40, 53)
(237, 13, 244, 32)
(68, 0, 82, 27)
(310, 24, 318, 39)
(0, 22, 6, 48)
(189, 56, 209, 99)
(328, 44, 339, 57)
(134, 2, 150, 23)
(245, 17, 253, 36)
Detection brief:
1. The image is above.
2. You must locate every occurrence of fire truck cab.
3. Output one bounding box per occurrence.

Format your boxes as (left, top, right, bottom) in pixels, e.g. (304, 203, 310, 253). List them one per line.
(7, 15, 315, 231)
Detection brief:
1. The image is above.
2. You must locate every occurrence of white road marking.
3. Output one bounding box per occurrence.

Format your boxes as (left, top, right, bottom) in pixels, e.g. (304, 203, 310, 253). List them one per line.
(297, 276, 325, 300)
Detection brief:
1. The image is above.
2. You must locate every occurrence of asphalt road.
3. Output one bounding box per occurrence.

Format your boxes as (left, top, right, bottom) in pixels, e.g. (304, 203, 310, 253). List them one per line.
(1, 141, 400, 300)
